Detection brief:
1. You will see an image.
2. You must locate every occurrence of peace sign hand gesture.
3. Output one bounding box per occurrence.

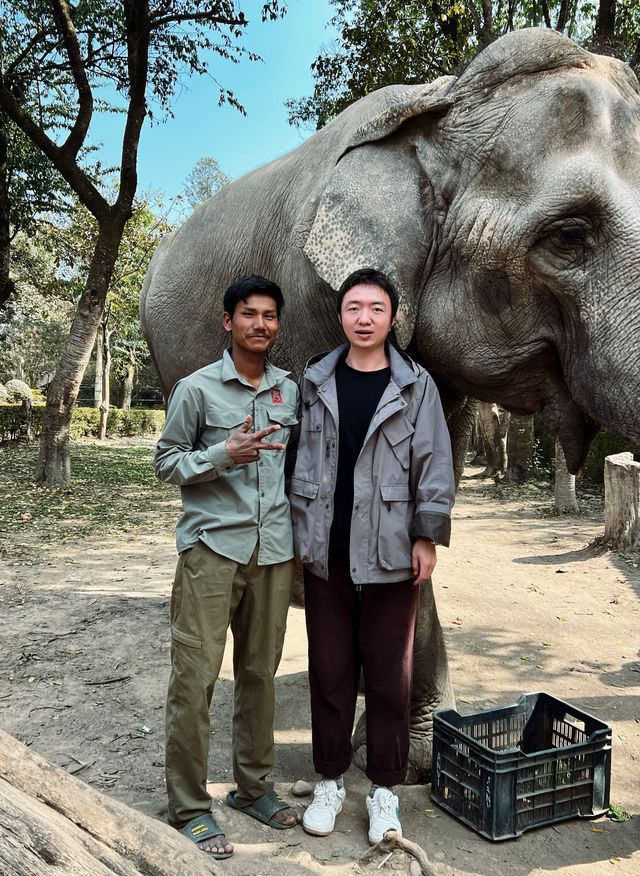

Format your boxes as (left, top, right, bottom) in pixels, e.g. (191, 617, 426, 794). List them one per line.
(225, 415, 286, 464)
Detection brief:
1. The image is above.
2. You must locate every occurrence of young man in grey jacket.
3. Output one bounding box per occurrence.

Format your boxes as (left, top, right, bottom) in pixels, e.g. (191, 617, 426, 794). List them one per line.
(155, 276, 300, 858)
(289, 268, 455, 844)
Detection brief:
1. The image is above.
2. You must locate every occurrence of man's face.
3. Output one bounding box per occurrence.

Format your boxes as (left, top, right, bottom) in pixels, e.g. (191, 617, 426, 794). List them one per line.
(223, 293, 280, 354)
(338, 283, 394, 352)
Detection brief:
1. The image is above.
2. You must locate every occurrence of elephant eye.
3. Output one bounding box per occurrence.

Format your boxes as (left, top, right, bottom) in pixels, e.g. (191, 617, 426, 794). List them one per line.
(558, 226, 586, 246)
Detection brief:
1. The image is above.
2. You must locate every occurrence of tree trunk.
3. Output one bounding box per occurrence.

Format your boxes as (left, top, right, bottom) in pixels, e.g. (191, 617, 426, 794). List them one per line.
(596, 0, 615, 38)
(36, 220, 125, 486)
(21, 397, 32, 445)
(97, 322, 111, 440)
(604, 452, 640, 549)
(556, 0, 571, 32)
(120, 358, 135, 411)
(592, 0, 616, 54)
(93, 329, 103, 408)
(0, 122, 15, 310)
(476, 402, 509, 476)
(0, 727, 221, 875)
(554, 435, 579, 512)
(505, 414, 534, 483)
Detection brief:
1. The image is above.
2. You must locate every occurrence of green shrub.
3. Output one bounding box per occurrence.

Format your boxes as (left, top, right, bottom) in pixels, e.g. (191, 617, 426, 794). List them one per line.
(0, 404, 43, 440)
(1, 405, 164, 442)
(581, 429, 639, 483)
(5, 378, 33, 403)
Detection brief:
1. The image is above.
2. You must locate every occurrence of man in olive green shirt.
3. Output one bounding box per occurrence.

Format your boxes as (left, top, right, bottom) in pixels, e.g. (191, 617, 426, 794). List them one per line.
(155, 276, 300, 858)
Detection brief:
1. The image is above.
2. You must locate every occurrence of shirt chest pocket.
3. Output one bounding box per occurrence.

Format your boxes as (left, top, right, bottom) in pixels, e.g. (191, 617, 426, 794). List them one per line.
(202, 408, 248, 445)
(266, 408, 297, 444)
(380, 415, 414, 470)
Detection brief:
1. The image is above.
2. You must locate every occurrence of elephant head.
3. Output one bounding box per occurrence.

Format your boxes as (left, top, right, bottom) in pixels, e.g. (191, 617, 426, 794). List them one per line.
(302, 28, 640, 472)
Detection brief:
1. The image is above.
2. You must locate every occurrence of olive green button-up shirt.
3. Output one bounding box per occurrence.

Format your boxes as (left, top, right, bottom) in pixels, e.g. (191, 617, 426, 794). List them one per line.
(155, 349, 298, 565)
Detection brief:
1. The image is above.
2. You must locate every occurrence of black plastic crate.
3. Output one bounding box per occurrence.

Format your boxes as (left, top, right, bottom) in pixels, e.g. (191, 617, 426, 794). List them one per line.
(431, 692, 611, 841)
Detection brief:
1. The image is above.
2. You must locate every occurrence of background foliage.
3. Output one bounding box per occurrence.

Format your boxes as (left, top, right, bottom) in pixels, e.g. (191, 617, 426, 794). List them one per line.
(287, 0, 638, 129)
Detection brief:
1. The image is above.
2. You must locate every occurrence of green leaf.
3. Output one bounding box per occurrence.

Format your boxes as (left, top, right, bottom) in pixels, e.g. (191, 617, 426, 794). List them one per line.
(607, 804, 631, 822)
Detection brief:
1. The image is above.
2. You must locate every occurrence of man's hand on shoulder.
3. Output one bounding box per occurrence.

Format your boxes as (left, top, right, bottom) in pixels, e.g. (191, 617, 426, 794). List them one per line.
(225, 415, 286, 464)
(411, 537, 437, 586)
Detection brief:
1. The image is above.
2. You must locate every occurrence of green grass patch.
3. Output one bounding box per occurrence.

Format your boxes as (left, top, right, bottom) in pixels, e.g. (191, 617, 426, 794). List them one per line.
(0, 443, 177, 546)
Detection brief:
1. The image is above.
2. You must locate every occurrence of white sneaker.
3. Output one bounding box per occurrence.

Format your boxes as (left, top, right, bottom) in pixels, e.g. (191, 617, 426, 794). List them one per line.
(366, 787, 402, 844)
(302, 779, 346, 836)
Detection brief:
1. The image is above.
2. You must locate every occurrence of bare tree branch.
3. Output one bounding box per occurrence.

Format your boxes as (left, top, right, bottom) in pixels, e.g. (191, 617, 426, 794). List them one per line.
(0, 82, 107, 219)
(149, 10, 246, 30)
(4, 27, 59, 78)
(114, 0, 151, 218)
(49, 0, 94, 160)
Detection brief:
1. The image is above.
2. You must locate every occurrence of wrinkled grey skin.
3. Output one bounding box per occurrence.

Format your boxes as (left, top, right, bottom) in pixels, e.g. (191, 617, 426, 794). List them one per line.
(141, 29, 640, 780)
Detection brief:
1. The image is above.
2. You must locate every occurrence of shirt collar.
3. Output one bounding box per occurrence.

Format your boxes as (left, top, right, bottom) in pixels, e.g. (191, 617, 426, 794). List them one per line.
(221, 348, 291, 389)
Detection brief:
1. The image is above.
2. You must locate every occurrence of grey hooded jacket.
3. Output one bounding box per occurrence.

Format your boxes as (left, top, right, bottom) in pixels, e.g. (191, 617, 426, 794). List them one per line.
(289, 344, 455, 584)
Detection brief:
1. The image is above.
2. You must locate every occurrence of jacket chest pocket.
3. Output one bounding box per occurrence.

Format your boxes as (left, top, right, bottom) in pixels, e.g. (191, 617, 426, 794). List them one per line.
(381, 415, 414, 470)
(203, 408, 248, 445)
(302, 396, 323, 432)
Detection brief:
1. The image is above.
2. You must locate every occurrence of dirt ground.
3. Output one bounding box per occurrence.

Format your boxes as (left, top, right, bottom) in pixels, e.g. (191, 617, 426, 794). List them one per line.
(1, 451, 639, 875)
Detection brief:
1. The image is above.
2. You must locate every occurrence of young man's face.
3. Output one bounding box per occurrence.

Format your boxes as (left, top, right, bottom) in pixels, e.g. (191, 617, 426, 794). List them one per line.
(223, 293, 280, 355)
(338, 283, 395, 353)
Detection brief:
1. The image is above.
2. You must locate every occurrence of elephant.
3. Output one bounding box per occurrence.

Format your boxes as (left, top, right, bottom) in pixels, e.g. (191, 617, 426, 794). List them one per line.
(140, 27, 640, 781)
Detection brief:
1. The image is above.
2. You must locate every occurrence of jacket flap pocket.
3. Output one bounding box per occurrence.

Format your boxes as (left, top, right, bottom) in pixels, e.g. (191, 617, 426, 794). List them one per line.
(267, 409, 298, 427)
(290, 476, 319, 499)
(205, 408, 247, 429)
(381, 416, 414, 446)
(380, 483, 412, 502)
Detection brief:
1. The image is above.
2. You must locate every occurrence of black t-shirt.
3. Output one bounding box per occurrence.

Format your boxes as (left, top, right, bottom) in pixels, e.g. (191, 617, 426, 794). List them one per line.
(329, 359, 391, 553)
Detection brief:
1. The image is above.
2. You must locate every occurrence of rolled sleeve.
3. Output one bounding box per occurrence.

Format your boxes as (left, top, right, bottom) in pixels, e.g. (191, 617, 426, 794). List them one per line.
(410, 509, 452, 547)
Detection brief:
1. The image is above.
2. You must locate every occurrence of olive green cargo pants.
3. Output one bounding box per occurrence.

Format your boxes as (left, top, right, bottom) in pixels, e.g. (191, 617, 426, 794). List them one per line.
(165, 539, 294, 826)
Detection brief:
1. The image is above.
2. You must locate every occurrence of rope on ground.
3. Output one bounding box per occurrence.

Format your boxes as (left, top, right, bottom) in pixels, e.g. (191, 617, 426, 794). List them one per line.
(359, 830, 437, 875)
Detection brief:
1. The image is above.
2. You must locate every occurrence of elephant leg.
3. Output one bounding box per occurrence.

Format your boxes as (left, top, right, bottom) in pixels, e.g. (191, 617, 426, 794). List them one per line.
(352, 577, 455, 783)
(445, 396, 477, 488)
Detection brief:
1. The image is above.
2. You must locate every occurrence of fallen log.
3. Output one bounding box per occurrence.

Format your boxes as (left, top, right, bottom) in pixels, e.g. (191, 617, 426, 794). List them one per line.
(0, 727, 220, 875)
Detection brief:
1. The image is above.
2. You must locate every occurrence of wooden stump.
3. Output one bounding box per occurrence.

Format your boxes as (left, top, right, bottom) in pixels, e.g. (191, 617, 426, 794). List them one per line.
(0, 728, 220, 875)
(604, 452, 640, 549)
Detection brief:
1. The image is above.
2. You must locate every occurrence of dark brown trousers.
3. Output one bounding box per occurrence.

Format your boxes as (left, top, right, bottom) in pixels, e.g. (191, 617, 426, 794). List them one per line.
(303, 554, 420, 787)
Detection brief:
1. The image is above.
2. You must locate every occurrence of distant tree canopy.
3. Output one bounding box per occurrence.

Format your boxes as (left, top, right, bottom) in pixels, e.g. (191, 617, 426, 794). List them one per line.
(184, 156, 232, 209)
(287, 0, 640, 130)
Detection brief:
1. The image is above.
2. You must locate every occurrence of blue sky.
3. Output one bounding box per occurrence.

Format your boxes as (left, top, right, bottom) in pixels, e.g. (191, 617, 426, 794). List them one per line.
(89, 0, 338, 210)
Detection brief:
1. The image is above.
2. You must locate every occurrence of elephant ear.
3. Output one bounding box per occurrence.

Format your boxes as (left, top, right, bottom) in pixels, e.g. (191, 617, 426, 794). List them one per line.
(303, 79, 454, 348)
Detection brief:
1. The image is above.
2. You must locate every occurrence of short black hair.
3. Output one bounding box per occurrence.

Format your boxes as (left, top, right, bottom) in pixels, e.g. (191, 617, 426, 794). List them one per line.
(223, 275, 285, 318)
(336, 268, 399, 319)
